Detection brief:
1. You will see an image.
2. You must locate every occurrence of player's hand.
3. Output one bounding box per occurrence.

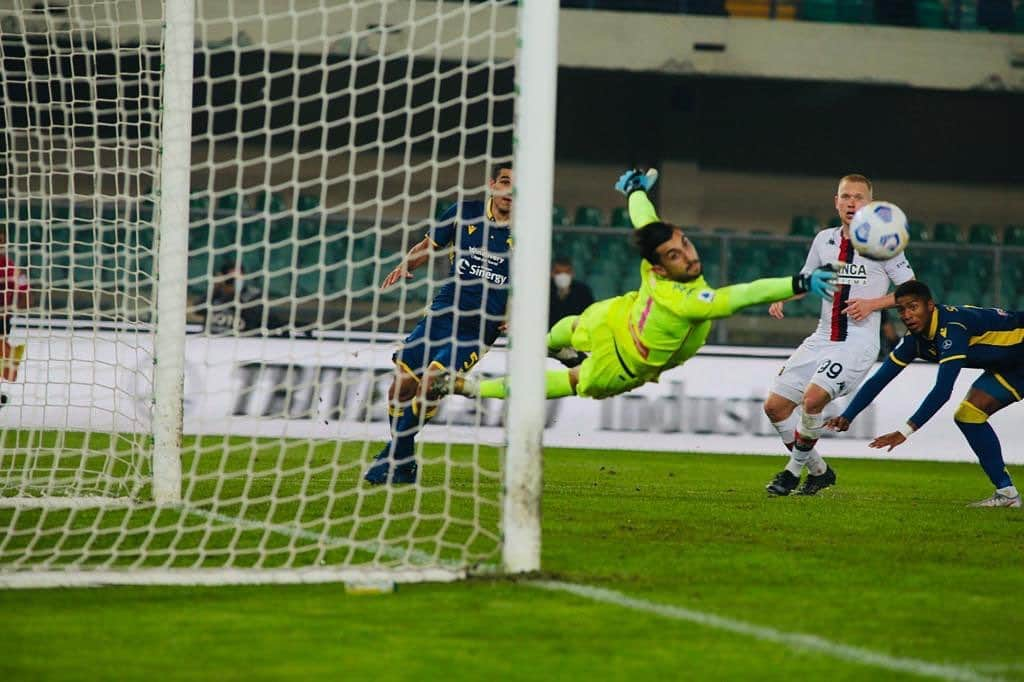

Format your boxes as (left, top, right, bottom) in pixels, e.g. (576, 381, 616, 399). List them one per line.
(825, 416, 850, 432)
(498, 322, 509, 333)
(614, 168, 659, 196)
(769, 301, 785, 319)
(842, 298, 875, 322)
(381, 265, 413, 289)
(792, 268, 836, 301)
(869, 431, 906, 452)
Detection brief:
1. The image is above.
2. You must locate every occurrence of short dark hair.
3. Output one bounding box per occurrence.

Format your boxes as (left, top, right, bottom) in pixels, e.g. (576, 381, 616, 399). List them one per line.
(894, 280, 932, 302)
(552, 255, 572, 268)
(490, 162, 512, 181)
(633, 222, 676, 266)
(219, 261, 239, 276)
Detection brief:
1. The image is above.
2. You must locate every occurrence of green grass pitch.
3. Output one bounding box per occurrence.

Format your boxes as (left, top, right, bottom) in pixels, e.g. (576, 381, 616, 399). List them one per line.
(2, 443, 1023, 681)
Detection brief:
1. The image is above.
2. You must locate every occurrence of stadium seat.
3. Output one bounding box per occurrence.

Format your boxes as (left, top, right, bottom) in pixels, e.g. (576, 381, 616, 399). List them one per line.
(968, 224, 998, 245)
(1016, 3, 1024, 32)
(932, 222, 961, 243)
(1003, 225, 1024, 246)
(216, 192, 245, 212)
(838, 0, 873, 23)
(255, 191, 286, 214)
(800, 0, 839, 21)
(435, 200, 455, 220)
(296, 194, 320, 212)
(552, 205, 569, 227)
(789, 215, 817, 237)
(610, 206, 631, 228)
(906, 220, 929, 241)
(189, 194, 210, 213)
(573, 206, 604, 227)
(915, 0, 948, 28)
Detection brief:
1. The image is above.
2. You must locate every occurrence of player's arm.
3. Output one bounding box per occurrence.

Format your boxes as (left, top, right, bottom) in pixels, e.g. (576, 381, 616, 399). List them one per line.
(826, 340, 916, 432)
(846, 255, 915, 321)
(381, 205, 458, 289)
(677, 269, 835, 321)
(614, 169, 660, 228)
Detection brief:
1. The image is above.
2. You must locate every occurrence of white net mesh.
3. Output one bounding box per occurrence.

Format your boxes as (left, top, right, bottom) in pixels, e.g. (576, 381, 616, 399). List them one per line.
(0, 0, 521, 585)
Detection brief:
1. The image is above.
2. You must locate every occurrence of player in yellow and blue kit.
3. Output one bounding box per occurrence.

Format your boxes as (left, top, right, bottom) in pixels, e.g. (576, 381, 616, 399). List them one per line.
(827, 280, 1023, 507)
(363, 164, 513, 485)
(432, 168, 837, 407)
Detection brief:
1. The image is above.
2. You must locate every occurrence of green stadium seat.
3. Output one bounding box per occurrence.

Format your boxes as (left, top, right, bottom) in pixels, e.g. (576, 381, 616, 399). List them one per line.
(932, 222, 961, 243)
(1016, 4, 1024, 33)
(213, 222, 241, 249)
(610, 206, 631, 228)
(968, 224, 998, 245)
(906, 220, 929, 241)
(296, 194, 320, 212)
(915, 0, 948, 28)
(189, 194, 210, 213)
(255, 191, 286, 214)
(552, 205, 568, 227)
(838, 0, 873, 23)
(216, 193, 244, 212)
(789, 215, 817, 238)
(435, 200, 455, 220)
(1003, 225, 1024, 246)
(573, 206, 604, 227)
(800, 0, 839, 21)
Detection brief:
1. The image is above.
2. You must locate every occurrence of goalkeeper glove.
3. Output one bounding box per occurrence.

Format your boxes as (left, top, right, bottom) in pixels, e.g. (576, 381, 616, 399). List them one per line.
(792, 267, 837, 301)
(614, 168, 659, 196)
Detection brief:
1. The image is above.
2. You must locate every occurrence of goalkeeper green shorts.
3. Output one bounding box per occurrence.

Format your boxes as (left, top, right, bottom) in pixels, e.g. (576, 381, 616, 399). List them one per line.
(571, 295, 647, 400)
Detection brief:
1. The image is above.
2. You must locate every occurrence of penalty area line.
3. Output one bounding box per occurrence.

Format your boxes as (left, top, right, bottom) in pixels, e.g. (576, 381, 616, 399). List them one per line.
(528, 580, 1000, 682)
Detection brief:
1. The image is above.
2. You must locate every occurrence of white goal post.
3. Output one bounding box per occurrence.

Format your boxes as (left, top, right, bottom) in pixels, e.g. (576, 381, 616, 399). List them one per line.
(0, 0, 554, 587)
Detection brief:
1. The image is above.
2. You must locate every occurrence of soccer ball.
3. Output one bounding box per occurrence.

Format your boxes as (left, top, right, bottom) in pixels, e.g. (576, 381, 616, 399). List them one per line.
(849, 201, 909, 260)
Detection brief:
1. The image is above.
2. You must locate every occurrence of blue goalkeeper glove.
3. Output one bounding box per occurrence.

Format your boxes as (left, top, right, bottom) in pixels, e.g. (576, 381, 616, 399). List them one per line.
(792, 267, 837, 301)
(614, 168, 659, 196)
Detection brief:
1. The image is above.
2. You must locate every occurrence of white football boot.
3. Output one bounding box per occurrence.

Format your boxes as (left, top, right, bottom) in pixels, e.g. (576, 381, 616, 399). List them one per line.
(967, 492, 1022, 508)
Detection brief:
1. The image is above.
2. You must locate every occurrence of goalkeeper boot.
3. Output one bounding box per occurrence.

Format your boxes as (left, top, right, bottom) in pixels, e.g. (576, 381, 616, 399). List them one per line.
(765, 469, 800, 496)
(548, 346, 587, 368)
(795, 465, 836, 496)
(967, 491, 1022, 508)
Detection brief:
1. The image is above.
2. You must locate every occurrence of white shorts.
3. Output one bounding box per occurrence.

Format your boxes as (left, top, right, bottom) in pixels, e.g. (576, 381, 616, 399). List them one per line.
(770, 334, 879, 405)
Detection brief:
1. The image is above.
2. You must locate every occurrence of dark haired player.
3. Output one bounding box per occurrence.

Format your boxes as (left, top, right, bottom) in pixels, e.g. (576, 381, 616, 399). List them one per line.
(363, 164, 514, 485)
(827, 281, 1023, 507)
(431, 169, 836, 407)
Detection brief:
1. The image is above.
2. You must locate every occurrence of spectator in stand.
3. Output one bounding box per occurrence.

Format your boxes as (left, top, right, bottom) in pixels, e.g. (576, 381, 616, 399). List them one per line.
(549, 256, 594, 328)
(188, 261, 286, 335)
(0, 225, 30, 404)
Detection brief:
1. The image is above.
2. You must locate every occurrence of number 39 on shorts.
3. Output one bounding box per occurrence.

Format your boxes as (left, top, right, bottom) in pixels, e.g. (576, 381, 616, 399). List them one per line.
(816, 359, 843, 379)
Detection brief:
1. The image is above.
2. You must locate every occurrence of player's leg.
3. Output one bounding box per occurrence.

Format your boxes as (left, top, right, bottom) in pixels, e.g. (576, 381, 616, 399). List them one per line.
(448, 367, 578, 400)
(958, 371, 1021, 508)
(364, 316, 439, 484)
(763, 337, 819, 495)
(792, 341, 877, 495)
(547, 314, 586, 367)
(793, 383, 836, 495)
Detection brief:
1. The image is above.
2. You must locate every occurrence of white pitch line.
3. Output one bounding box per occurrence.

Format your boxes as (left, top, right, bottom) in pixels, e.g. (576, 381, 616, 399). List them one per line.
(529, 581, 1002, 682)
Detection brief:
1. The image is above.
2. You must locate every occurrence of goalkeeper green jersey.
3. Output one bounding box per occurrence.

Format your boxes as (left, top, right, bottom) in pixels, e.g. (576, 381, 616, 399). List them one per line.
(613, 190, 796, 377)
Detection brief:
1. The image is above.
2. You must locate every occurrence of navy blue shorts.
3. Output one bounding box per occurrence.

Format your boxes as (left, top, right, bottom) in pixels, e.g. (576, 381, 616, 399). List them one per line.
(393, 314, 500, 377)
(973, 365, 1024, 404)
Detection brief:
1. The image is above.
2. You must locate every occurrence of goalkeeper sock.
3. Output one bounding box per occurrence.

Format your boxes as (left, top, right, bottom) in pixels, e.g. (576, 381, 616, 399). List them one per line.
(955, 418, 1012, 489)
(546, 315, 576, 351)
(478, 370, 575, 400)
(796, 411, 826, 476)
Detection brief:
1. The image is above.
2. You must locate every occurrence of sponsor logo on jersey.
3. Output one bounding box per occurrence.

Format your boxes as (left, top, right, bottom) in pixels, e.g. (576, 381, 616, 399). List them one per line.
(457, 257, 508, 285)
(834, 262, 869, 286)
(698, 290, 715, 302)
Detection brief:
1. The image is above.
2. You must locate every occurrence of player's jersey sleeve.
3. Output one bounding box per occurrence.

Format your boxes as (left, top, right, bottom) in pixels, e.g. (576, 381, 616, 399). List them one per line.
(906, 320, 969, 428)
(426, 203, 459, 248)
(661, 276, 795, 321)
(883, 251, 914, 286)
(888, 334, 919, 367)
(799, 231, 827, 275)
(627, 190, 660, 228)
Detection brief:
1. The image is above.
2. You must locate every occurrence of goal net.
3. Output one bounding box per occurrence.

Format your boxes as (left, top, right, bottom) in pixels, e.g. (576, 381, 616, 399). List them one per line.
(0, 0, 553, 587)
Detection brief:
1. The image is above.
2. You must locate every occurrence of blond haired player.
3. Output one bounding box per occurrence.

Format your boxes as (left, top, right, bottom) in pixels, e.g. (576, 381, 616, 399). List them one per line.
(763, 175, 915, 496)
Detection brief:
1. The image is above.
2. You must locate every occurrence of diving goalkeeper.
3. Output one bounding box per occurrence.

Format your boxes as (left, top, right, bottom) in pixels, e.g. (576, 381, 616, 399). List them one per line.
(430, 168, 837, 402)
